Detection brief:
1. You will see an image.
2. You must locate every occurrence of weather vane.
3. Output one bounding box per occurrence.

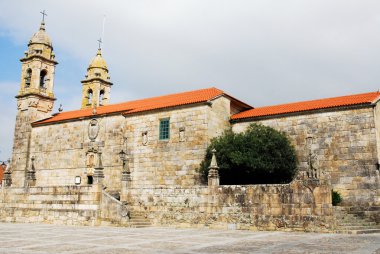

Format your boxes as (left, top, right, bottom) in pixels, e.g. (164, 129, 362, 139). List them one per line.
(40, 10, 47, 23)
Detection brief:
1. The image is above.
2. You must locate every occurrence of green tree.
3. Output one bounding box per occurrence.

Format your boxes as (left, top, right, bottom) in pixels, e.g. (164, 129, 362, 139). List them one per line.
(199, 123, 298, 184)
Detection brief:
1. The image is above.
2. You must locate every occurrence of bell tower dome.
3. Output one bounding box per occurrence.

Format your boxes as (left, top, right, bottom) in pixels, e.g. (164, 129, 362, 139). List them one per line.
(81, 47, 113, 109)
(18, 20, 57, 100)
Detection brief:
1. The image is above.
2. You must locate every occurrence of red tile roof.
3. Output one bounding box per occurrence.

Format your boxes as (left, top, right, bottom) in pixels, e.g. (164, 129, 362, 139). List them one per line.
(34, 87, 242, 125)
(231, 91, 380, 120)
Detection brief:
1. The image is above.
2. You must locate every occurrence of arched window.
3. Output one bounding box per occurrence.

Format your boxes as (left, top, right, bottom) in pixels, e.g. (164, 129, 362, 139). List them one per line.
(39, 70, 48, 88)
(25, 69, 32, 87)
(99, 90, 105, 105)
(87, 89, 93, 105)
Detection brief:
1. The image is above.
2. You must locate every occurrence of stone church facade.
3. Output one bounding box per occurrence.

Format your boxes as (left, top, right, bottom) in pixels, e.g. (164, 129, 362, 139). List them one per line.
(1, 20, 379, 231)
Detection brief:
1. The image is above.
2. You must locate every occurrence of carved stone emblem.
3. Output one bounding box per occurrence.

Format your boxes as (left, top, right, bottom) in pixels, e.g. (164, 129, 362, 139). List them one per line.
(28, 98, 39, 107)
(88, 119, 99, 141)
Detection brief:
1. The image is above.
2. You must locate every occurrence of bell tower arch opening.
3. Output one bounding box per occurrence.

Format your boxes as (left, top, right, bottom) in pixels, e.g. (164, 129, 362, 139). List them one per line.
(25, 69, 32, 88)
(87, 89, 93, 106)
(39, 69, 48, 89)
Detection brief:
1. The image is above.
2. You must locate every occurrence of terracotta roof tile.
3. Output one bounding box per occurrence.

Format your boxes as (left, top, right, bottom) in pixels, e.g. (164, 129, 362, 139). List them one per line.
(231, 91, 380, 120)
(34, 87, 225, 125)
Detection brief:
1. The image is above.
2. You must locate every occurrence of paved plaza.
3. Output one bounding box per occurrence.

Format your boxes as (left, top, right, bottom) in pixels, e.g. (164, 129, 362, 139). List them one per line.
(0, 223, 379, 254)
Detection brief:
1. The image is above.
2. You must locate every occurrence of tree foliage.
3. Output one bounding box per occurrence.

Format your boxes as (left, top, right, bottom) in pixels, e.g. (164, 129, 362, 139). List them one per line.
(332, 190, 342, 206)
(199, 123, 298, 185)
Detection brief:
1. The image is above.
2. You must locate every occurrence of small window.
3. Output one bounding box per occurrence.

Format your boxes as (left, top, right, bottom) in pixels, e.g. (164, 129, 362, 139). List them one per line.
(159, 118, 170, 140)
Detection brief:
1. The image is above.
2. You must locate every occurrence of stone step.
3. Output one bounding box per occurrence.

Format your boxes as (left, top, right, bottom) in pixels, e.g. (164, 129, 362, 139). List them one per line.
(335, 229, 380, 234)
(129, 223, 151, 228)
(130, 216, 146, 220)
(129, 212, 147, 216)
(339, 221, 377, 226)
(129, 219, 150, 224)
(336, 218, 374, 223)
(130, 221, 151, 225)
(0, 203, 99, 210)
(337, 225, 380, 230)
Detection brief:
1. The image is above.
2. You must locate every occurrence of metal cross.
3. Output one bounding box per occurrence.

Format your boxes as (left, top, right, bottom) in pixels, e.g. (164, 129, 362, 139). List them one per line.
(40, 10, 47, 22)
(97, 38, 102, 49)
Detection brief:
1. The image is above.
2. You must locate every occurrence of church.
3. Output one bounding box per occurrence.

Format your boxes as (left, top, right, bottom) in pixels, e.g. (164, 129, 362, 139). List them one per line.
(1, 18, 379, 232)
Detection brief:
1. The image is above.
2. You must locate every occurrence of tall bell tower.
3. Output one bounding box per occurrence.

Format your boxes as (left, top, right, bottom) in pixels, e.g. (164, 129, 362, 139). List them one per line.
(81, 42, 112, 109)
(11, 13, 57, 187)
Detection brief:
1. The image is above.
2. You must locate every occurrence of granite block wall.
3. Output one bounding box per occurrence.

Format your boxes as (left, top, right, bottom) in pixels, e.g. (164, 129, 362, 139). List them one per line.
(232, 106, 380, 207)
(124, 179, 332, 232)
(0, 186, 100, 226)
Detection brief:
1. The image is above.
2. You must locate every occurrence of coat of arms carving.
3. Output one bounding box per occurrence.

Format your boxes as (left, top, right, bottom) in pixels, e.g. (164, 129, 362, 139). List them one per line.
(88, 119, 99, 141)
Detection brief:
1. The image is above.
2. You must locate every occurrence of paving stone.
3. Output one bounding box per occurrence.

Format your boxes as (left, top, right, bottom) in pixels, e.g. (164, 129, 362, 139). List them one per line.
(0, 223, 379, 254)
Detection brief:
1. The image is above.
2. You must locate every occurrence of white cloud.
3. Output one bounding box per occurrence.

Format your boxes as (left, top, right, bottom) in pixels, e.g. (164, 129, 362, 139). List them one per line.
(0, 82, 18, 160)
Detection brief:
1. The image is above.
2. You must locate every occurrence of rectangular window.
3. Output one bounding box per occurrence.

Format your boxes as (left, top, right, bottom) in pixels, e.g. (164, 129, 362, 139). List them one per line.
(159, 118, 170, 140)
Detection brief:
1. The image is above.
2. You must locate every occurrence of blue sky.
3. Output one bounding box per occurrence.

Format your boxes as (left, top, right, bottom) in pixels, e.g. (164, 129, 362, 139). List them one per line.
(1, 0, 380, 161)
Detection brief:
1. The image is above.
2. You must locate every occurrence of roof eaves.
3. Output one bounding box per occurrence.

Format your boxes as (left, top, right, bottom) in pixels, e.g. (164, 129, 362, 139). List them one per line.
(231, 102, 373, 122)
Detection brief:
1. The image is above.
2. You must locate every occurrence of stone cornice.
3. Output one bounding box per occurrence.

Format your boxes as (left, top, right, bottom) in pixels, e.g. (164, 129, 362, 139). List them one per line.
(20, 55, 58, 65)
(16, 92, 56, 101)
(81, 78, 113, 86)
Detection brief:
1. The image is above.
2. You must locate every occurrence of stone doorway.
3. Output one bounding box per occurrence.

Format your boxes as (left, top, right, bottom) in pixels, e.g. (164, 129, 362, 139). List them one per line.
(87, 175, 93, 185)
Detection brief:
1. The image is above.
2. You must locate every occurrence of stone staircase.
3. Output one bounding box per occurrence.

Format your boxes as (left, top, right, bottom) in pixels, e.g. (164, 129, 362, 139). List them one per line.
(128, 210, 151, 228)
(333, 206, 380, 234)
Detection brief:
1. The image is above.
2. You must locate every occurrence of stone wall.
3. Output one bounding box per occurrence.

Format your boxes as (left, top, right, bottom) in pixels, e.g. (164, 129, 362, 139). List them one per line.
(232, 106, 380, 207)
(0, 185, 100, 226)
(11, 95, 54, 187)
(124, 179, 333, 232)
(0, 177, 332, 231)
(27, 96, 232, 191)
(100, 190, 128, 225)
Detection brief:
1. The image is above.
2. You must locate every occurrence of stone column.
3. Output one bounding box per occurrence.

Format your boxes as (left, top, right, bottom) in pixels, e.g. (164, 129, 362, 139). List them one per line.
(121, 157, 132, 203)
(207, 149, 220, 213)
(93, 151, 104, 185)
(26, 156, 36, 187)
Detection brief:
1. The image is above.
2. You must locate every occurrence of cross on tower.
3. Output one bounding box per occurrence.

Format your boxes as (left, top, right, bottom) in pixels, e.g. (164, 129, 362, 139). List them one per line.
(97, 38, 102, 50)
(40, 10, 47, 23)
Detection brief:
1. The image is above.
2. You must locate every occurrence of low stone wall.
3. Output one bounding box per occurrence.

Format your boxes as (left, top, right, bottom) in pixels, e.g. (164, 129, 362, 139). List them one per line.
(0, 179, 333, 231)
(100, 190, 128, 225)
(125, 179, 333, 232)
(0, 185, 101, 226)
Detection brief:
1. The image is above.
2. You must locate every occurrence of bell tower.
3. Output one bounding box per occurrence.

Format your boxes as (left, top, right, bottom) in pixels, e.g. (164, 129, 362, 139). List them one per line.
(81, 42, 112, 109)
(11, 13, 57, 187)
